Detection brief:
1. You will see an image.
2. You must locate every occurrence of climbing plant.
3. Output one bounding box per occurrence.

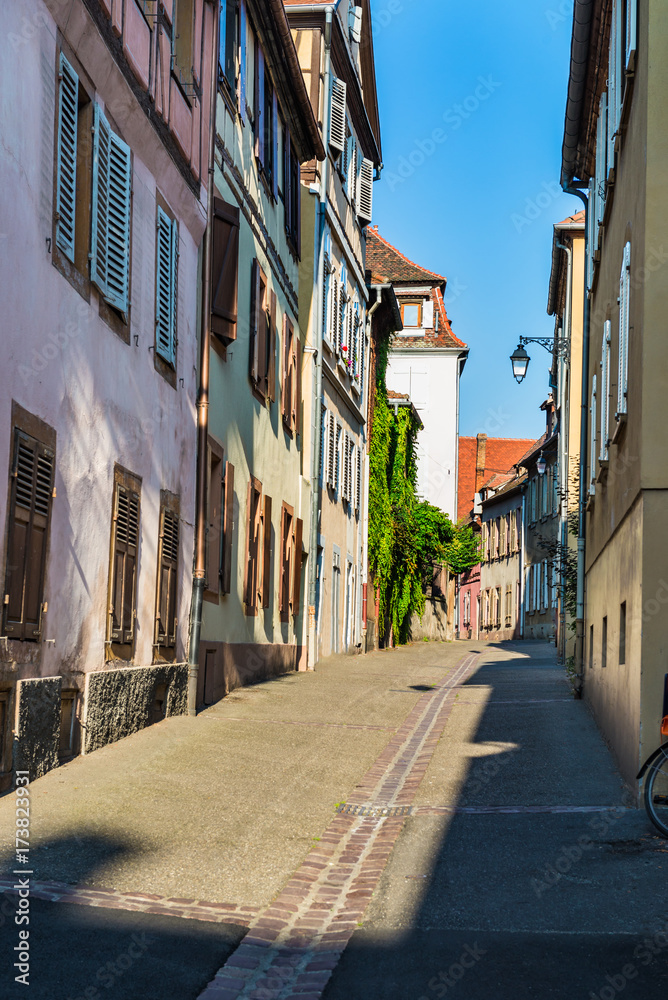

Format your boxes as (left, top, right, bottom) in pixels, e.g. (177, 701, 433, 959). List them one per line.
(368, 333, 477, 645)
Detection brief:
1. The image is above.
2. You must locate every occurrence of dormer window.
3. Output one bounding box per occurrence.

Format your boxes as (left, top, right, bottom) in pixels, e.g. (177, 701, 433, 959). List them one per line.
(401, 302, 421, 328)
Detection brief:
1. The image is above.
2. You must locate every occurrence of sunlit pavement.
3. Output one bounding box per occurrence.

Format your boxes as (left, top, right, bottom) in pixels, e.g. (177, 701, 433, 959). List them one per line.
(0, 641, 666, 999)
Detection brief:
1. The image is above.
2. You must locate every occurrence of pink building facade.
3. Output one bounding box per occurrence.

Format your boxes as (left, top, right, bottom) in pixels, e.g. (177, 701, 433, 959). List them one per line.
(0, 0, 215, 784)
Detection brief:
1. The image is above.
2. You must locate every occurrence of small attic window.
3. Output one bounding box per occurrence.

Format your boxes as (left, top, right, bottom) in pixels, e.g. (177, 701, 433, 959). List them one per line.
(402, 303, 421, 327)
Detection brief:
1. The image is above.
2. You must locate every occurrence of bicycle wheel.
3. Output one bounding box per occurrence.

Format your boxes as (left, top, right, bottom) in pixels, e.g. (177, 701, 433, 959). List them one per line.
(643, 753, 668, 838)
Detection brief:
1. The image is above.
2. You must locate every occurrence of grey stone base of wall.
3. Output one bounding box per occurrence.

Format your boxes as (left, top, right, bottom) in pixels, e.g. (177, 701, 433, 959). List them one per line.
(410, 600, 454, 642)
(15, 677, 62, 780)
(196, 642, 300, 708)
(84, 663, 188, 755)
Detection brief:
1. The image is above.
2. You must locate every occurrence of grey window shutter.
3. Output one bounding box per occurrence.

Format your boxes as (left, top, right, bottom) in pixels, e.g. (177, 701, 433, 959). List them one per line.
(156, 207, 177, 366)
(329, 77, 347, 153)
(55, 53, 79, 262)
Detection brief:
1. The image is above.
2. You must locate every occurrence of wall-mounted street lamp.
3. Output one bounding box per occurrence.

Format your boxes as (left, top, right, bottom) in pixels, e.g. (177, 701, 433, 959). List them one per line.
(510, 335, 570, 384)
(536, 451, 547, 476)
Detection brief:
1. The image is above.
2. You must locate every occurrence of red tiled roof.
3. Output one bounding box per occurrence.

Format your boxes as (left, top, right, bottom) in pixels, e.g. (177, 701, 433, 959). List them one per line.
(457, 436, 536, 522)
(556, 210, 585, 226)
(480, 472, 514, 492)
(365, 227, 447, 285)
(387, 389, 409, 400)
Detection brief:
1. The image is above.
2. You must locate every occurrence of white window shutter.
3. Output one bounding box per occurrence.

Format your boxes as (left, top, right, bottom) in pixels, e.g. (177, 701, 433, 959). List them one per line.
(626, 0, 637, 71)
(327, 412, 336, 487)
(358, 158, 373, 224)
(600, 320, 611, 461)
(617, 242, 631, 416)
(422, 298, 434, 329)
(586, 177, 595, 289)
(595, 94, 607, 229)
(335, 421, 342, 497)
(156, 207, 177, 366)
(349, 4, 362, 43)
(355, 445, 362, 513)
(329, 77, 347, 154)
(590, 373, 597, 491)
(55, 53, 79, 263)
(322, 253, 330, 339)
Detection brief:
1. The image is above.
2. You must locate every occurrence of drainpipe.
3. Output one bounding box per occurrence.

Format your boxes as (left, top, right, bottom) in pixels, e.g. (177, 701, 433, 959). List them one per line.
(187, 1, 220, 715)
(520, 489, 526, 639)
(306, 6, 335, 670)
(362, 288, 383, 647)
(562, 184, 589, 696)
(556, 238, 573, 666)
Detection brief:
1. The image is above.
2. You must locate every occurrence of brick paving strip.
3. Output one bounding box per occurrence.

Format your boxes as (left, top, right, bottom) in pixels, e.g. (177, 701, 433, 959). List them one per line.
(0, 878, 260, 925)
(194, 651, 481, 1000)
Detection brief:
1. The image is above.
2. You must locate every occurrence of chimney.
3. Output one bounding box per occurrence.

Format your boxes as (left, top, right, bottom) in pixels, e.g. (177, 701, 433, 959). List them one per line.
(475, 433, 487, 492)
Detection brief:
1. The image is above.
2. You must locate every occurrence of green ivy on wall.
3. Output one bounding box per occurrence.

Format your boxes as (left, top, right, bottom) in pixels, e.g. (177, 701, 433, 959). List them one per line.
(368, 333, 479, 645)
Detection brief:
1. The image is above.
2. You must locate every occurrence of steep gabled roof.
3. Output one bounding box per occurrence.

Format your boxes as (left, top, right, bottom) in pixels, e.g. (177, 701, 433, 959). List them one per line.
(366, 227, 447, 287)
(457, 436, 536, 522)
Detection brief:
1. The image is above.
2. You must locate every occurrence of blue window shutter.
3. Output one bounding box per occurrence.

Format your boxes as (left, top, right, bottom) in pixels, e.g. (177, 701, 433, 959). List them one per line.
(55, 53, 79, 262)
(255, 46, 265, 165)
(105, 130, 132, 315)
(156, 207, 177, 366)
(239, 0, 247, 123)
(91, 105, 132, 316)
(272, 90, 279, 200)
(91, 104, 111, 298)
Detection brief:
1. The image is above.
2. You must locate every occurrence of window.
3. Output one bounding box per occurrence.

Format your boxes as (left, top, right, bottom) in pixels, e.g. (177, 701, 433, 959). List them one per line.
(341, 433, 354, 505)
(626, 0, 637, 72)
(173, 0, 195, 90)
(335, 421, 342, 498)
(261, 495, 272, 609)
(589, 625, 594, 668)
(155, 206, 178, 367)
(284, 130, 301, 256)
(354, 444, 362, 516)
(219, 0, 238, 95)
(108, 470, 141, 647)
(211, 197, 240, 345)
(206, 442, 235, 596)
(402, 303, 421, 328)
(3, 423, 55, 640)
(243, 477, 262, 614)
(279, 502, 303, 620)
(250, 260, 276, 402)
(617, 242, 631, 417)
(239, 0, 248, 122)
(505, 586, 513, 627)
(253, 43, 276, 188)
(281, 315, 300, 435)
(600, 320, 611, 461)
(495, 517, 501, 558)
(155, 500, 179, 649)
(619, 601, 626, 665)
(495, 588, 501, 628)
(602, 615, 608, 668)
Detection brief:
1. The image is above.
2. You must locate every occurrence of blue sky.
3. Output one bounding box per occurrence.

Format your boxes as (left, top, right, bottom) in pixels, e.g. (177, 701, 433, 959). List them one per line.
(371, 0, 578, 440)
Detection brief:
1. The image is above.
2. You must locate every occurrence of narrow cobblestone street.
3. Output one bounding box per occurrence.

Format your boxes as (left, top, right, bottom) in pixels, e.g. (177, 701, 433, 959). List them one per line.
(1, 641, 667, 999)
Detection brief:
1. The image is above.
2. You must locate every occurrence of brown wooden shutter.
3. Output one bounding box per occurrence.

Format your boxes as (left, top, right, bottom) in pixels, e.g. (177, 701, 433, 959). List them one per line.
(261, 494, 272, 608)
(243, 479, 253, 606)
(221, 461, 234, 595)
(292, 517, 303, 615)
(3, 431, 54, 640)
(110, 484, 140, 643)
(155, 507, 179, 647)
(206, 448, 223, 592)
(295, 338, 302, 436)
(249, 259, 261, 382)
(279, 503, 293, 617)
(268, 291, 277, 402)
(211, 198, 240, 344)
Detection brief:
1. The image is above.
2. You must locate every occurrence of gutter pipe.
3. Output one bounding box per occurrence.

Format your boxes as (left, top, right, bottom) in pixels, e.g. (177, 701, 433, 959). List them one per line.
(306, 6, 335, 669)
(187, 1, 220, 715)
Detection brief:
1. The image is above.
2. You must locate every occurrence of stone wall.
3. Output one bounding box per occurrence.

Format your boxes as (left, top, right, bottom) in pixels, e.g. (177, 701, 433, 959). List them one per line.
(84, 663, 188, 754)
(15, 677, 61, 780)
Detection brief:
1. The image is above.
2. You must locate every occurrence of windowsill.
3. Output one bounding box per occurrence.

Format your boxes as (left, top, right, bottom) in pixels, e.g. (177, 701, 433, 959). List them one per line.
(351, 380, 361, 397)
(323, 337, 334, 355)
(154, 348, 177, 388)
(612, 413, 627, 444)
(52, 243, 91, 304)
(218, 75, 237, 118)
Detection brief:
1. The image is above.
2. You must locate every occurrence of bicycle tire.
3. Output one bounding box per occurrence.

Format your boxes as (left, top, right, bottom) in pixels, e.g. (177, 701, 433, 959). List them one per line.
(643, 758, 668, 838)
